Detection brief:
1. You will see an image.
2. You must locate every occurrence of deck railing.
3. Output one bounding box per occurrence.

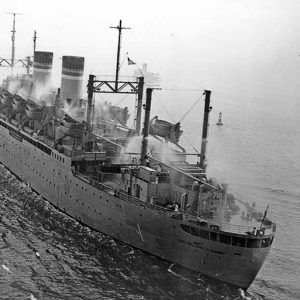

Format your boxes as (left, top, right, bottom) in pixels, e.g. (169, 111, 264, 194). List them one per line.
(74, 173, 276, 236)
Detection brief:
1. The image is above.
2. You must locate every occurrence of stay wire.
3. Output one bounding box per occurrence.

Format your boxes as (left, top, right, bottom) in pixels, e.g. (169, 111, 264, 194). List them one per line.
(178, 95, 203, 123)
(119, 52, 128, 72)
(152, 91, 176, 123)
(152, 91, 200, 155)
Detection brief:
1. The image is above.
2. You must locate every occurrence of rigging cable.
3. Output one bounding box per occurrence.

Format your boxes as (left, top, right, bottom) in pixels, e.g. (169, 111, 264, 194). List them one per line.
(119, 52, 128, 72)
(178, 95, 203, 123)
(152, 91, 201, 155)
(152, 91, 175, 123)
(163, 88, 204, 92)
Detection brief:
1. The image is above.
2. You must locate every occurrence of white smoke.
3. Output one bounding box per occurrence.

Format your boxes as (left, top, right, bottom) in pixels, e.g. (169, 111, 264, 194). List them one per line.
(93, 100, 106, 123)
(93, 100, 129, 126)
(32, 83, 56, 106)
(120, 135, 181, 165)
(7, 77, 56, 108)
(133, 63, 161, 88)
(7, 79, 30, 99)
(118, 135, 142, 164)
(7, 80, 20, 94)
(147, 135, 182, 163)
(62, 103, 84, 120)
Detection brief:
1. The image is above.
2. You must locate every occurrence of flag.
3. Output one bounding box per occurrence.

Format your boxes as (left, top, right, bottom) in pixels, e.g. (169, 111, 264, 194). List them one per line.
(127, 57, 136, 65)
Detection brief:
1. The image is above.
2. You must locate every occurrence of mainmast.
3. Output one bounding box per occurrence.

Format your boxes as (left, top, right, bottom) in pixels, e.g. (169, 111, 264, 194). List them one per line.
(110, 20, 131, 92)
(135, 76, 144, 135)
(86, 20, 143, 134)
(199, 90, 212, 172)
(87, 74, 96, 132)
(141, 88, 153, 165)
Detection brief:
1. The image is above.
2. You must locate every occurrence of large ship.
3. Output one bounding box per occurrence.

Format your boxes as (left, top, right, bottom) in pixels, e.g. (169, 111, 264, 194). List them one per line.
(0, 20, 276, 290)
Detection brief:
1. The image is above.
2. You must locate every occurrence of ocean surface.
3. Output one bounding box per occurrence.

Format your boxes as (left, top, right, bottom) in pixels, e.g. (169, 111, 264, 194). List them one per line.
(0, 89, 299, 300)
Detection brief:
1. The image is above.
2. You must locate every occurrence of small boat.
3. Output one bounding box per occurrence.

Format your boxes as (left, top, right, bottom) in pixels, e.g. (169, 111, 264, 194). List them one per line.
(25, 102, 44, 120)
(216, 111, 223, 126)
(12, 95, 26, 111)
(60, 116, 84, 138)
(0, 91, 13, 105)
(150, 116, 183, 143)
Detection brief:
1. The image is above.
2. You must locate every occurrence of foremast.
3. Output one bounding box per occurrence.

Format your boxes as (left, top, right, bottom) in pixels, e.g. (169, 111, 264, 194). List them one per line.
(141, 88, 153, 166)
(86, 20, 144, 135)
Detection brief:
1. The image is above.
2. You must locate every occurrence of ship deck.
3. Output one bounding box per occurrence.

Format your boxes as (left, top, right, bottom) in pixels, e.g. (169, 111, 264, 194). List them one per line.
(74, 170, 274, 237)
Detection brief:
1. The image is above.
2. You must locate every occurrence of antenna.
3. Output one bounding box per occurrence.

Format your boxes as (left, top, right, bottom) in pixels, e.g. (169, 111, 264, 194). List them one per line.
(110, 20, 131, 91)
(5, 12, 23, 75)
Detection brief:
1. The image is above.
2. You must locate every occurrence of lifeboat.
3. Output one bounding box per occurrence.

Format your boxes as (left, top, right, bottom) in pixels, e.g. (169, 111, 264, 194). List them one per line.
(0, 92, 13, 106)
(150, 116, 183, 143)
(60, 116, 84, 138)
(108, 105, 130, 126)
(12, 95, 26, 111)
(25, 102, 44, 120)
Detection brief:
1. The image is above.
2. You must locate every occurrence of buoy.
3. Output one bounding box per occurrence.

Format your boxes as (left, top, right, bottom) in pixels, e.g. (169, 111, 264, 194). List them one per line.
(216, 111, 223, 126)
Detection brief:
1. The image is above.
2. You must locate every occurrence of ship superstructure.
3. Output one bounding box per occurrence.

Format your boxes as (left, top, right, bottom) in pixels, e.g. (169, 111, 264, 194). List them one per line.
(0, 20, 276, 290)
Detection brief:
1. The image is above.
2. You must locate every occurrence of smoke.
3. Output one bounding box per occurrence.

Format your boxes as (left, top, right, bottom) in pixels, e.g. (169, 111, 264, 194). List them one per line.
(7, 80, 20, 94)
(93, 100, 106, 123)
(32, 83, 56, 106)
(7, 80, 30, 99)
(120, 135, 181, 165)
(133, 63, 161, 88)
(63, 104, 78, 118)
(118, 135, 142, 164)
(147, 136, 182, 163)
(7, 79, 29, 101)
(6, 76, 56, 108)
(93, 101, 130, 127)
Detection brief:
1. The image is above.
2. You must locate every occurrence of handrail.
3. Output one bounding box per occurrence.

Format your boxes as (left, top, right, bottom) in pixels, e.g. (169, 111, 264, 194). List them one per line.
(228, 189, 275, 222)
(74, 173, 276, 236)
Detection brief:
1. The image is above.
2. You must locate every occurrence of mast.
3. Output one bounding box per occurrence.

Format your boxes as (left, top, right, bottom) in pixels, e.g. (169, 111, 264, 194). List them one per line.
(110, 20, 131, 92)
(25, 56, 31, 75)
(11, 13, 16, 75)
(33, 30, 37, 54)
(135, 76, 144, 135)
(199, 90, 212, 172)
(6, 13, 19, 75)
(87, 74, 95, 132)
(141, 88, 153, 166)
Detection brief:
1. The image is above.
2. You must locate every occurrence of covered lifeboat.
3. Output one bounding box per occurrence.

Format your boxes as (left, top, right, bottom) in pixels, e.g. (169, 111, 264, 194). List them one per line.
(0, 91, 13, 115)
(12, 95, 26, 111)
(25, 102, 44, 121)
(0, 91, 13, 106)
(149, 116, 183, 144)
(60, 115, 84, 138)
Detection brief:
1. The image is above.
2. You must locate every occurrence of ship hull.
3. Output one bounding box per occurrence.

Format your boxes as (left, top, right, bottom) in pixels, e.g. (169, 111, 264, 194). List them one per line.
(0, 120, 271, 289)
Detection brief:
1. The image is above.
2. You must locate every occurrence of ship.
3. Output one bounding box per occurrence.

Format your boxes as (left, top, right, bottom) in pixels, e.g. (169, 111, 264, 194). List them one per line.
(0, 19, 276, 290)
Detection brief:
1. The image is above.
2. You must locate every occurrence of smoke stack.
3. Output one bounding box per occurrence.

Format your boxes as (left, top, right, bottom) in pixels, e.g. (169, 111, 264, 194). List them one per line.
(61, 56, 84, 108)
(32, 51, 53, 96)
